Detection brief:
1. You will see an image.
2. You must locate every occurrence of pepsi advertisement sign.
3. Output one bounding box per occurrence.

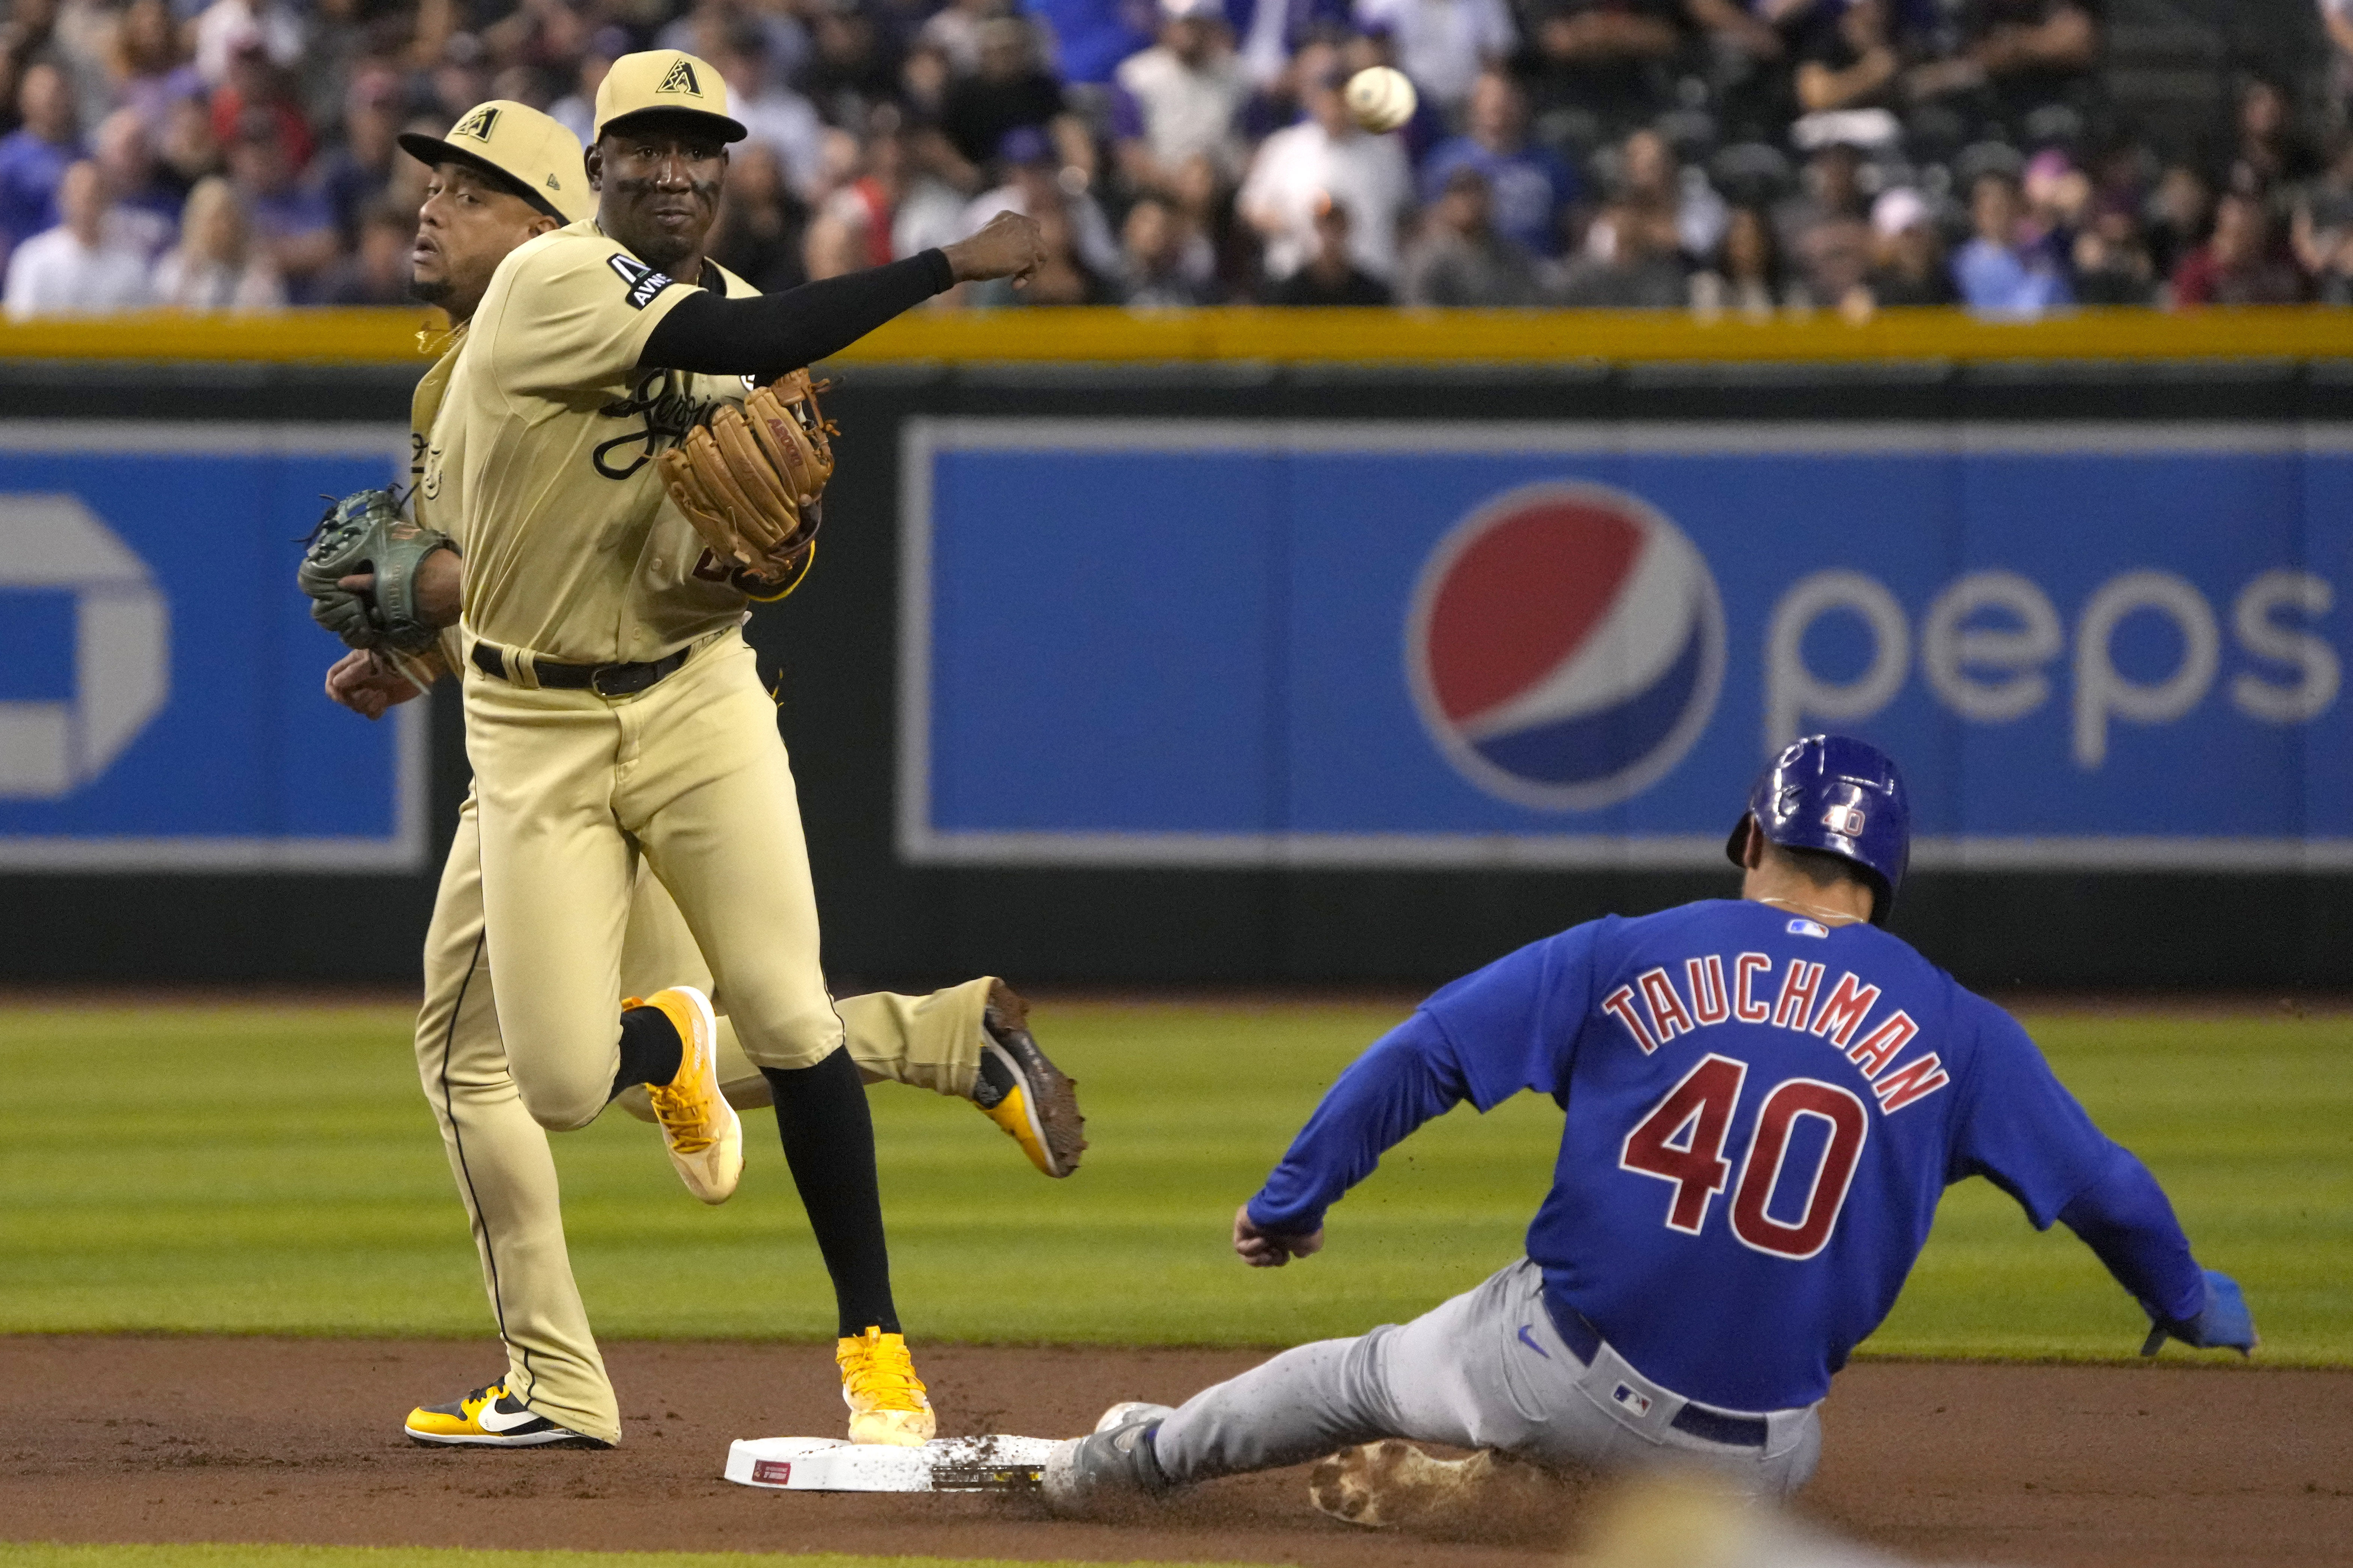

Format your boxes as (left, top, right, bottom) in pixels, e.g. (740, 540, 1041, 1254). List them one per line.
(900, 420, 2351, 872)
(0, 423, 424, 871)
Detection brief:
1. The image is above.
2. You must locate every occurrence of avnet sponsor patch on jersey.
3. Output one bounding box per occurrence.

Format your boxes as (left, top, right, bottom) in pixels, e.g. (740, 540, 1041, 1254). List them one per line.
(607, 253, 673, 309)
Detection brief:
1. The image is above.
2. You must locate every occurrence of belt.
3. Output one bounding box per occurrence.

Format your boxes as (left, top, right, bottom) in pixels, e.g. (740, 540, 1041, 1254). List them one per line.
(470, 639, 690, 698)
(1543, 1294, 1770, 1450)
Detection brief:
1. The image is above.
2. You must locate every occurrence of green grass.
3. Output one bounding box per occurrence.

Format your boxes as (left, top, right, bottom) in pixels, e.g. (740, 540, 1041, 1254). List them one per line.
(0, 1549, 1259, 1568)
(0, 1000, 2344, 1362)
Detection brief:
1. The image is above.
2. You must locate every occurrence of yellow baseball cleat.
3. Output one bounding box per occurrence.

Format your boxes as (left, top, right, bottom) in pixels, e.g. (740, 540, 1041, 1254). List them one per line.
(972, 982, 1087, 1178)
(403, 1380, 607, 1448)
(625, 986, 742, 1205)
(836, 1326, 936, 1446)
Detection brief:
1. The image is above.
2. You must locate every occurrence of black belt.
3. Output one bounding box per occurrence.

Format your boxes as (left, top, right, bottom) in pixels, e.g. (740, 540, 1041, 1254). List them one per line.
(1543, 1294, 1770, 1450)
(470, 640, 690, 698)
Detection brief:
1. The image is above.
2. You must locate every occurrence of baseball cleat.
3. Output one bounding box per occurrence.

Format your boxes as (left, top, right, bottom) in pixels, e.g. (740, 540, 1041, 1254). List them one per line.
(1308, 1439, 1492, 1528)
(403, 1381, 608, 1448)
(973, 981, 1087, 1177)
(627, 986, 742, 1205)
(836, 1326, 936, 1446)
(1042, 1403, 1173, 1515)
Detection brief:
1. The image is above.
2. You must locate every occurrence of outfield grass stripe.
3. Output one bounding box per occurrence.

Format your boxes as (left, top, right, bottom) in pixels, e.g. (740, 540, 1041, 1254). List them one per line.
(0, 1549, 1276, 1568)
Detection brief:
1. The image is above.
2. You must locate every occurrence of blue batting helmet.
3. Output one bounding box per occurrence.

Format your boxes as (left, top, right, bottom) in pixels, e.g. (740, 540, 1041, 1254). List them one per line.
(1725, 734, 1911, 925)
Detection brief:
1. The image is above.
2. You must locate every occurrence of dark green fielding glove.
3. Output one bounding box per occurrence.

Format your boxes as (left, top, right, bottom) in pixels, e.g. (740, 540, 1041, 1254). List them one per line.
(298, 488, 455, 654)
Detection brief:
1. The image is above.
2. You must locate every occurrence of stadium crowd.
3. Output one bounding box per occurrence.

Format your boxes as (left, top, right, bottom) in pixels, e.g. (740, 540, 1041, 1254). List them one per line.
(0, 0, 2344, 315)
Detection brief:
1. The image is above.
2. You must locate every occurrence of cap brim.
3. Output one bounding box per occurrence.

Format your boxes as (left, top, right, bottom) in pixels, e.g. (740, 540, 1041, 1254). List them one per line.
(397, 133, 571, 222)
(595, 107, 749, 144)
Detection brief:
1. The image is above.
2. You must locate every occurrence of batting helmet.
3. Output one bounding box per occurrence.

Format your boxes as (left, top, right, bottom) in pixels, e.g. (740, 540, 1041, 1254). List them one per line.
(1725, 734, 1911, 925)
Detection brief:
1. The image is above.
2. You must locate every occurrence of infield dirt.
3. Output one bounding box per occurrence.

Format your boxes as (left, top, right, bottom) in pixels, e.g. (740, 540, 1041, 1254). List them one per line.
(4, 1337, 2347, 1567)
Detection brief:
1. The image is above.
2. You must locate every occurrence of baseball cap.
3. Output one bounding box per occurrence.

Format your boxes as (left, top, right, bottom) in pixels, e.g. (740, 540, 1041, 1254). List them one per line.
(398, 100, 592, 223)
(592, 49, 748, 145)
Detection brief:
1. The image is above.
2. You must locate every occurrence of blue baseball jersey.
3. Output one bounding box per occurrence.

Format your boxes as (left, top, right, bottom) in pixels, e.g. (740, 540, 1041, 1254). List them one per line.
(1248, 898, 2202, 1413)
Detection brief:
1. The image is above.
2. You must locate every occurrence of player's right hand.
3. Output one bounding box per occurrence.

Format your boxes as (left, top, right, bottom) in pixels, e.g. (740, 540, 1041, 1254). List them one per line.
(1234, 1202, 1324, 1268)
(325, 648, 424, 721)
(944, 211, 1046, 288)
(2139, 1268, 2257, 1357)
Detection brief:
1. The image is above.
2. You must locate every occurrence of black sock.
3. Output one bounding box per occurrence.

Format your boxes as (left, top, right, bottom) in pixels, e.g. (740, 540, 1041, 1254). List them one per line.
(610, 1004, 684, 1100)
(762, 1049, 899, 1337)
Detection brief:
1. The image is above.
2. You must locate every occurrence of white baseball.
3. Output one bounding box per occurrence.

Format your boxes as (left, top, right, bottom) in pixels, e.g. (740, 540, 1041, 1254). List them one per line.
(1343, 67, 1416, 135)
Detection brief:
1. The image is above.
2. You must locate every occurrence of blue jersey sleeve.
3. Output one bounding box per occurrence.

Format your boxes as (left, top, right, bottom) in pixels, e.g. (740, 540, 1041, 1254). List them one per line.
(2056, 1145, 2206, 1324)
(1244, 923, 1600, 1234)
(1946, 1004, 2116, 1226)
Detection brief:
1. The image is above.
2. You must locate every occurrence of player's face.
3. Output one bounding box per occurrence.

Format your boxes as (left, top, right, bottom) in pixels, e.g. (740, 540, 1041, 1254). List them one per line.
(412, 164, 553, 321)
(590, 121, 727, 272)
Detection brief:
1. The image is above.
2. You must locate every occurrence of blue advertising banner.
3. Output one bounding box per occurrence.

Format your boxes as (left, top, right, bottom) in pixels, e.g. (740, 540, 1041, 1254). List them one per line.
(901, 420, 2350, 872)
(0, 423, 423, 871)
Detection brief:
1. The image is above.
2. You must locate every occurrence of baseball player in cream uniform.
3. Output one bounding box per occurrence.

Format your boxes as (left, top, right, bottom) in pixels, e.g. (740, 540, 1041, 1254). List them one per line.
(320, 89, 1063, 1450)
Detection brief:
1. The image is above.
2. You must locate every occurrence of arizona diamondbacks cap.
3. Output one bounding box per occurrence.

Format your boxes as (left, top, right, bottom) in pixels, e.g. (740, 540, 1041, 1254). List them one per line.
(592, 49, 748, 144)
(397, 100, 592, 224)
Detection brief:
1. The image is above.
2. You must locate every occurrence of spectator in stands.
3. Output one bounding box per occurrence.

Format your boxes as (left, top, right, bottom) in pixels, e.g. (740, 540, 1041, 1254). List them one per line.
(1521, 0, 1687, 151)
(962, 124, 1122, 275)
(1774, 138, 1871, 305)
(1617, 124, 1725, 260)
(1906, 0, 2100, 137)
(208, 37, 312, 170)
(804, 205, 862, 280)
(711, 141, 811, 294)
(1952, 167, 2072, 313)
(157, 91, 222, 196)
(2069, 196, 2155, 304)
(1551, 192, 1684, 305)
(2142, 161, 2211, 281)
(153, 173, 282, 309)
(1112, 0, 1251, 199)
(1115, 191, 1217, 302)
(1855, 185, 1954, 305)
(548, 28, 625, 149)
(1401, 165, 1541, 304)
(1239, 49, 1412, 283)
(1000, 197, 1114, 300)
(92, 108, 177, 255)
(2171, 190, 2306, 307)
(2221, 77, 2318, 200)
(1689, 202, 1798, 315)
(310, 67, 400, 244)
(224, 108, 335, 302)
(921, 0, 1001, 78)
(1794, 0, 1898, 114)
(2328, 0, 2353, 126)
(4, 158, 152, 316)
(715, 24, 827, 202)
(1420, 70, 1577, 256)
(1352, 0, 1515, 123)
(2293, 136, 2353, 285)
(940, 17, 1092, 185)
(108, 0, 198, 131)
(804, 0, 907, 134)
(1022, 0, 1156, 88)
(1266, 195, 1392, 302)
(315, 197, 415, 305)
(0, 60, 80, 264)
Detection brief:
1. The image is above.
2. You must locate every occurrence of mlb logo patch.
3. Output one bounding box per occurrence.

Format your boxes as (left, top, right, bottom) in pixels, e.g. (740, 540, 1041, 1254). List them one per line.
(1611, 1383, 1653, 1417)
(1787, 917, 1829, 938)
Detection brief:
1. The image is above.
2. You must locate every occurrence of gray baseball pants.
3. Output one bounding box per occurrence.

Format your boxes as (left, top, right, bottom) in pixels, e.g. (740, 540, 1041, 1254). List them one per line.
(1151, 1258, 1822, 1498)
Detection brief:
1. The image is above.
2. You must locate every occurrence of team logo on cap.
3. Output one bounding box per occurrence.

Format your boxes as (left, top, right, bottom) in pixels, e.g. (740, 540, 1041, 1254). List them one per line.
(658, 58, 702, 96)
(1406, 483, 1725, 810)
(450, 105, 500, 142)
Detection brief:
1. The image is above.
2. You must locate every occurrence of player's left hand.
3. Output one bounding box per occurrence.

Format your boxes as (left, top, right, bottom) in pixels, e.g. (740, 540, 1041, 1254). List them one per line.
(1234, 1203, 1323, 1268)
(2140, 1268, 2257, 1357)
(335, 547, 462, 631)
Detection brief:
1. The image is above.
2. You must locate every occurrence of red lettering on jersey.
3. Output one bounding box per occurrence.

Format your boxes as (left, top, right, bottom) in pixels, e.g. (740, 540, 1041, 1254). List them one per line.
(1809, 972, 1882, 1049)
(1602, 985, 1661, 1054)
(1686, 955, 1730, 1025)
(1871, 1052, 1950, 1112)
(1638, 967, 1696, 1043)
(1733, 952, 1773, 1023)
(1772, 960, 1824, 1030)
(1847, 1010, 1918, 1078)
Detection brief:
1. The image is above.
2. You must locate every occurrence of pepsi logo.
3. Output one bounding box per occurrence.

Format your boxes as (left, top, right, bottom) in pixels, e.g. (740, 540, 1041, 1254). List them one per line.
(1406, 483, 1725, 810)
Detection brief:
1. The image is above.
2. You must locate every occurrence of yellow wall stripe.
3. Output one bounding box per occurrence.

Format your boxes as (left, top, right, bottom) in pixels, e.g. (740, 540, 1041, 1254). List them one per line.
(0, 305, 2345, 366)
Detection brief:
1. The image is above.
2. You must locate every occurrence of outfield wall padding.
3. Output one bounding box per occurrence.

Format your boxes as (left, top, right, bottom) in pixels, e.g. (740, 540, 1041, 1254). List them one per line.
(2, 354, 2349, 990)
